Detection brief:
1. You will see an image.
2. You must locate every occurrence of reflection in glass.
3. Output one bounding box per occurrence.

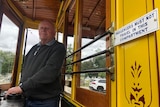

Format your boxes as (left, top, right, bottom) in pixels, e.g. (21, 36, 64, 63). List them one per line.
(0, 14, 19, 84)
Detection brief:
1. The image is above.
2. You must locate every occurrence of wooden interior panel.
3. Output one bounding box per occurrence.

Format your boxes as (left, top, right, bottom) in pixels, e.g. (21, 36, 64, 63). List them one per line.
(76, 87, 109, 107)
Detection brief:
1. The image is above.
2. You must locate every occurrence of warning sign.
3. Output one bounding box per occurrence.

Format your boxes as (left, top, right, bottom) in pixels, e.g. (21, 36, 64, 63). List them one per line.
(114, 8, 159, 46)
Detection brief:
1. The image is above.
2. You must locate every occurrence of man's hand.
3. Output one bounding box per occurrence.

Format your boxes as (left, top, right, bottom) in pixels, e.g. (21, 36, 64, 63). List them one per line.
(6, 86, 23, 95)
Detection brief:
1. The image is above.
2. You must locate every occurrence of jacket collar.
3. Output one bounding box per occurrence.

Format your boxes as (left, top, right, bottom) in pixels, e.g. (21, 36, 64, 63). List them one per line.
(37, 39, 56, 46)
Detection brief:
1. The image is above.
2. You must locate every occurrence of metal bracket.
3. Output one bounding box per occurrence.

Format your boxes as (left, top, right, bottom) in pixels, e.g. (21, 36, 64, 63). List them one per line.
(108, 66, 115, 81)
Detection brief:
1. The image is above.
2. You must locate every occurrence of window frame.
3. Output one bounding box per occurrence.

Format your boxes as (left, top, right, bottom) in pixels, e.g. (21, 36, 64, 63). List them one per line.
(0, 0, 23, 89)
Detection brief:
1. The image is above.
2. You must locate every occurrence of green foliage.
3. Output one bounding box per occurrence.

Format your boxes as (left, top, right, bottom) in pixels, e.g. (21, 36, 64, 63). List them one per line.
(94, 55, 106, 68)
(0, 50, 15, 75)
(81, 55, 106, 78)
(66, 44, 73, 73)
(65, 45, 106, 78)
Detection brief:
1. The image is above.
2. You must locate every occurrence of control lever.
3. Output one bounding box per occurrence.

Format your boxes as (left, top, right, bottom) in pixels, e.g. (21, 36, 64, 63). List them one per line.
(0, 90, 23, 101)
(6, 93, 23, 100)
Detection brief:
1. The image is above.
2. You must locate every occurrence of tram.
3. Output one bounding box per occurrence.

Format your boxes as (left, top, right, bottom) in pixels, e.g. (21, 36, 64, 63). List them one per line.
(0, 0, 160, 107)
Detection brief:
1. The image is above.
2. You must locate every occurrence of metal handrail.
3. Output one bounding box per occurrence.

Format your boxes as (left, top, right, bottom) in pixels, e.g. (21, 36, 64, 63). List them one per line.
(63, 66, 114, 75)
(65, 47, 113, 66)
(66, 30, 113, 58)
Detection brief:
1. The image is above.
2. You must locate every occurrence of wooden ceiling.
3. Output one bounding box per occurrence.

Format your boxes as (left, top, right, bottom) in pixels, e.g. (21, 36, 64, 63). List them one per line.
(11, 0, 106, 38)
(11, 0, 61, 22)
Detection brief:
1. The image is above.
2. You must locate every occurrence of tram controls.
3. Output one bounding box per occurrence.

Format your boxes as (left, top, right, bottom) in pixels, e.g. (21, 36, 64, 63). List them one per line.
(0, 91, 24, 107)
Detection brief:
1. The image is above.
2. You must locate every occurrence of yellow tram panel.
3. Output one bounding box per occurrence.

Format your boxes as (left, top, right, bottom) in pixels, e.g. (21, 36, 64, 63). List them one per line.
(155, 0, 160, 91)
(113, 0, 160, 107)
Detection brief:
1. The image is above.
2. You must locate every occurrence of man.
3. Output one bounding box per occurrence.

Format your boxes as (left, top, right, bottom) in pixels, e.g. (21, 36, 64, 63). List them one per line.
(6, 20, 66, 107)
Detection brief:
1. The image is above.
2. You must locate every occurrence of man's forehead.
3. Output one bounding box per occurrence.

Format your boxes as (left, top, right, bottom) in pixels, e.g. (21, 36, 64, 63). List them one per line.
(41, 20, 53, 24)
(39, 21, 54, 28)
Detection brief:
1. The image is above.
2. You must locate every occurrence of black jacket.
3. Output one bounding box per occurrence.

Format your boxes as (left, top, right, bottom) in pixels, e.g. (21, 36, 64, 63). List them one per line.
(20, 40, 66, 99)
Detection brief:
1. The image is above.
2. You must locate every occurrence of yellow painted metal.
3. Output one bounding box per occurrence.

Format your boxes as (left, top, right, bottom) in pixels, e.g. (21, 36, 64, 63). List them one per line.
(71, 0, 81, 100)
(147, 3, 160, 107)
(148, 33, 159, 106)
(15, 25, 25, 85)
(56, 0, 64, 27)
(24, 17, 40, 29)
(123, 0, 147, 24)
(56, 0, 72, 30)
(117, 36, 159, 106)
(116, 0, 123, 30)
(154, 1, 160, 101)
(56, 1, 64, 30)
(114, 0, 159, 106)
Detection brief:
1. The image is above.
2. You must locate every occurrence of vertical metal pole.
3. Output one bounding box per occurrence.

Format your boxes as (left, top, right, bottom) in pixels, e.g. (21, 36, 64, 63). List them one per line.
(72, 0, 83, 100)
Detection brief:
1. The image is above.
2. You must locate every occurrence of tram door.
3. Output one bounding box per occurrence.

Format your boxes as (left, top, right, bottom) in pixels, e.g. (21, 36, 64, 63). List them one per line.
(114, 0, 160, 107)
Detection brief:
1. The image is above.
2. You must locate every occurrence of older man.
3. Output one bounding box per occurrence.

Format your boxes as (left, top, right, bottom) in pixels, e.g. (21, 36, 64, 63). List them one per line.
(7, 20, 66, 107)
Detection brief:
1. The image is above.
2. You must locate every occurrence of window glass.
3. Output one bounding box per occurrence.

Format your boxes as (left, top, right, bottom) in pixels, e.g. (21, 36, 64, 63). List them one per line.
(80, 37, 106, 93)
(64, 36, 74, 94)
(0, 14, 19, 84)
(23, 28, 39, 55)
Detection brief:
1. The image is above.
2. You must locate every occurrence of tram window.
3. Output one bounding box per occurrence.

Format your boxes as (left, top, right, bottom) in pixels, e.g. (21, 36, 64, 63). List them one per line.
(80, 37, 106, 93)
(0, 14, 19, 84)
(81, 38, 106, 58)
(64, 36, 74, 94)
(57, 33, 73, 94)
(64, 36, 107, 93)
(23, 28, 39, 55)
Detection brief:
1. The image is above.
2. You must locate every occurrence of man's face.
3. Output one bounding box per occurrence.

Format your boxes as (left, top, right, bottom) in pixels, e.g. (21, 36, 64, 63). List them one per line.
(38, 21, 55, 44)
